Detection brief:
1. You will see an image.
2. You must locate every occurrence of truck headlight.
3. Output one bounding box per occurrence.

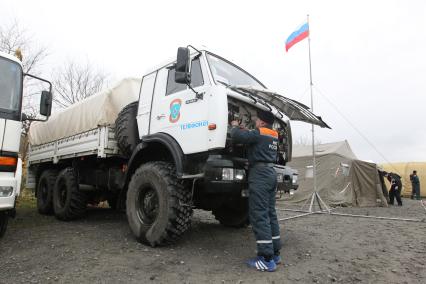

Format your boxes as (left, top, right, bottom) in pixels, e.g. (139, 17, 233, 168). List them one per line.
(0, 186, 13, 197)
(222, 168, 234, 181)
(222, 168, 245, 181)
(235, 169, 245, 180)
(292, 174, 298, 184)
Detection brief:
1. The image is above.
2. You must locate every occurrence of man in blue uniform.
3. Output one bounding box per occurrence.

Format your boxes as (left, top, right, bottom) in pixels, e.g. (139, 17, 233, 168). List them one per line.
(231, 110, 281, 272)
(410, 170, 421, 200)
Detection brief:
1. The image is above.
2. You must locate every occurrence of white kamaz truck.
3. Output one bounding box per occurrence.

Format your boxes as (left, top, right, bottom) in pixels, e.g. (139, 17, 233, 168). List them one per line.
(0, 51, 52, 238)
(27, 47, 329, 246)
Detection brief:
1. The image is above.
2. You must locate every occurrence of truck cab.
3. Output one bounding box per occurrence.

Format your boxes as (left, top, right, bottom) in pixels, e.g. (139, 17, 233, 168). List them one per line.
(133, 48, 325, 191)
(0, 52, 24, 237)
(0, 51, 52, 238)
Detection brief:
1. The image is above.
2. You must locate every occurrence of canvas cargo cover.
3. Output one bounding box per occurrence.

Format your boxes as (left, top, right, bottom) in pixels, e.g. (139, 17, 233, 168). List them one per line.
(29, 78, 141, 145)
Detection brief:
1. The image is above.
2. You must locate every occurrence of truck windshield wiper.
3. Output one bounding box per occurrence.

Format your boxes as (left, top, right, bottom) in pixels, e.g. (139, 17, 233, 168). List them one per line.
(217, 80, 231, 88)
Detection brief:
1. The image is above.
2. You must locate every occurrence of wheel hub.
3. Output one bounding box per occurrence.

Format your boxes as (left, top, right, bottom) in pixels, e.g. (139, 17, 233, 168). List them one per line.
(137, 187, 159, 224)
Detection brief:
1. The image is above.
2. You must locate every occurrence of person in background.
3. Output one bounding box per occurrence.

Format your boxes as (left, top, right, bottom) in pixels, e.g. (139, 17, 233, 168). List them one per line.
(410, 170, 421, 200)
(387, 172, 403, 206)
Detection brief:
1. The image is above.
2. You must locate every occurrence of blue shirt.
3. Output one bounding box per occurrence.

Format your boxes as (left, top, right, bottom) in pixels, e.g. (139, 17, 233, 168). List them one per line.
(231, 126, 278, 165)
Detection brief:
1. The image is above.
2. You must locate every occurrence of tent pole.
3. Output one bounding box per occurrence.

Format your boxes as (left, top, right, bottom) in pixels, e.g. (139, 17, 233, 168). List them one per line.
(277, 208, 424, 223)
(308, 190, 316, 212)
(315, 192, 331, 213)
(316, 193, 323, 211)
(307, 14, 317, 195)
(278, 212, 315, 221)
(319, 211, 423, 223)
(304, 14, 331, 214)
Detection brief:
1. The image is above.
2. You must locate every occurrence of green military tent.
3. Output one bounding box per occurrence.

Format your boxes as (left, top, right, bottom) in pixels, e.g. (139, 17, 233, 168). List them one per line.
(284, 141, 388, 207)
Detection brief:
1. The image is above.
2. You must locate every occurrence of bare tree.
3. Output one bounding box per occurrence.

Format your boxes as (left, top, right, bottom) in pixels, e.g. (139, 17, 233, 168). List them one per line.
(0, 20, 49, 119)
(0, 20, 49, 154)
(0, 20, 48, 75)
(52, 60, 108, 108)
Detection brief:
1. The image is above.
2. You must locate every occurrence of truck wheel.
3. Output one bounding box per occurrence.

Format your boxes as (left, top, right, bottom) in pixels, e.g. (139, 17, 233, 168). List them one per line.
(126, 161, 192, 246)
(36, 170, 57, 215)
(53, 167, 87, 221)
(0, 212, 8, 238)
(212, 198, 249, 228)
(115, 101, 139, 156)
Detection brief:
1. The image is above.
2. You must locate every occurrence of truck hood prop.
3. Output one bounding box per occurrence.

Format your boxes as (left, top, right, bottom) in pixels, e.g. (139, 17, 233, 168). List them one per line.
(229, 86, 331, 129)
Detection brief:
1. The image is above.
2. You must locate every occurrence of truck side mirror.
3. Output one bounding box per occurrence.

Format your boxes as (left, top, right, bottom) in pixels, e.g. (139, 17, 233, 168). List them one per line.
(175, 47, 191, 84)
(40, 90, 52, 117)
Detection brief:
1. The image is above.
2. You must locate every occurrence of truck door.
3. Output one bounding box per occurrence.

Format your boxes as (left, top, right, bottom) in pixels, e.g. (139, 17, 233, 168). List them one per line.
(136, 72, 157, 137)
(149, 57, 210, 154)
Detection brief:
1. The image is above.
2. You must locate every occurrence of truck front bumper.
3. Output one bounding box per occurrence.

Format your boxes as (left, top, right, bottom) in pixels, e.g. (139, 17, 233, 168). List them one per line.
(0, 158, 21, 211)
(203, 155, 248, 195)
(202, 155, 295, 195)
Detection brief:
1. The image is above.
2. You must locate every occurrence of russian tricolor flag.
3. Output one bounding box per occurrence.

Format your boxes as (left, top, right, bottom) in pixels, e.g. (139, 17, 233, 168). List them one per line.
(285, 22, 309, 52)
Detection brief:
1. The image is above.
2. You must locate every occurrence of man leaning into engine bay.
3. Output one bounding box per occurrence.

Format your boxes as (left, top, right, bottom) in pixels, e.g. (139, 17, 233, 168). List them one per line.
(231, 109, 281, 272)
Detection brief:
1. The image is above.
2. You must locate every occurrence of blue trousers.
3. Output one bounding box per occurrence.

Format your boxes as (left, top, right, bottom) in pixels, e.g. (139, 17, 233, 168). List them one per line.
(413, 185, 421, 200)
(248, 166, 281, 257)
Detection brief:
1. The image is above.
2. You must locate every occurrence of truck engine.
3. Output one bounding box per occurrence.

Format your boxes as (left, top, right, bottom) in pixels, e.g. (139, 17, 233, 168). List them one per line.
(226, 97, 290, 166)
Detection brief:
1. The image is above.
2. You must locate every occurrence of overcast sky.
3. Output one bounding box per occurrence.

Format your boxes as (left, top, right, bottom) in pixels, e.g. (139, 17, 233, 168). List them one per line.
(1, 0, 425, 163)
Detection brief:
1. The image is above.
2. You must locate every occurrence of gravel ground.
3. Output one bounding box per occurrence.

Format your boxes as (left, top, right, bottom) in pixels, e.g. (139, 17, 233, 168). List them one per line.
(1, 196, 425, 284)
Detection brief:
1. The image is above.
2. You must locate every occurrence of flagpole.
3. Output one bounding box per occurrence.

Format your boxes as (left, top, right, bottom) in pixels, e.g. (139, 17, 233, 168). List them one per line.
(307, 14, 317, 193)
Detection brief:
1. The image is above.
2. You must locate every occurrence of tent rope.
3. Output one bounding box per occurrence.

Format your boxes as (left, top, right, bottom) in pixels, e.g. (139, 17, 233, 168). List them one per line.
(312, 84, 402, 176)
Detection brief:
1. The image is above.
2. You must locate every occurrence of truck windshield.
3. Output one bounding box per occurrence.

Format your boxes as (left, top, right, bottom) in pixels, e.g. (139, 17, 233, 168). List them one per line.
(0, 57, 22, 118)
(206, 53, 265, 89)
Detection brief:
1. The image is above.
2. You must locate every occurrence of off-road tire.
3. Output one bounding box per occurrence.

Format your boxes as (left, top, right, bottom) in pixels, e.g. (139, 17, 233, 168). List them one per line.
(115, 101, 139, 156)
(53, 167, 87, 221)
(212, 198, 249, 228)
(36, 169, 57, 215)
(126, 161, 192, 246)
(0, 212, 8, 238)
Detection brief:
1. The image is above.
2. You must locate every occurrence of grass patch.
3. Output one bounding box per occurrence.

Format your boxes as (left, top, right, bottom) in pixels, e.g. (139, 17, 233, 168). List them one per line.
(16, 188, 36, 209)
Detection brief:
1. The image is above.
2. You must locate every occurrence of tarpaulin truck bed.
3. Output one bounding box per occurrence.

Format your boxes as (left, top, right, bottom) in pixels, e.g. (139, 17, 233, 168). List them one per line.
(28, 78, 140, 146)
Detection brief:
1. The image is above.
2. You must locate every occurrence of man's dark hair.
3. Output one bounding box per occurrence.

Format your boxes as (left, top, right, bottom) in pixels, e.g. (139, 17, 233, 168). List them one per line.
(413, 170, 417, 174)
(257, 110, 275, 125)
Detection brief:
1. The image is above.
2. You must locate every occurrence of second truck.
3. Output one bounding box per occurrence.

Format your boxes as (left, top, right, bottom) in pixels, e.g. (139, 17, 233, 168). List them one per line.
(27, 47, 329, 246)
(0, 50, 52, 238)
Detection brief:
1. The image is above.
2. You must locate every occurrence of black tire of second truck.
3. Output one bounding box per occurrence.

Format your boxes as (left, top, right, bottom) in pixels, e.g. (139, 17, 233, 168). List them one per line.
(0, 212, 8, 238)
(115, 101, 139, 157)
(36, 169, 57, 215)
(212, 198, 249, 228)
(126, 161, 192, 246)
(53, 168, 87, 221)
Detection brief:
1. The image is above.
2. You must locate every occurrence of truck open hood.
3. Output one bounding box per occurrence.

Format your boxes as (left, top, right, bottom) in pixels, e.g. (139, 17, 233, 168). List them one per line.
(229, 86, 331, 129)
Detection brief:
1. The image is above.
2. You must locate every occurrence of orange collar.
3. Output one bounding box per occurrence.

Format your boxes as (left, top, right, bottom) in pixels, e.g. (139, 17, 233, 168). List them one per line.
(259, 127, 278, 138)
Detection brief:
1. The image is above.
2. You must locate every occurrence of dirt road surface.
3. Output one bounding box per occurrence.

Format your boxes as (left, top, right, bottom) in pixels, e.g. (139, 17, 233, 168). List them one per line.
(1, 194, 425, 284)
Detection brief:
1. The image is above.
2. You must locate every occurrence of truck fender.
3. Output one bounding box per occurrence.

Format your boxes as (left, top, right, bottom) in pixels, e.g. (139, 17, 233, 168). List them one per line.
(123, 133, 185, 188)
